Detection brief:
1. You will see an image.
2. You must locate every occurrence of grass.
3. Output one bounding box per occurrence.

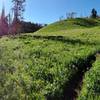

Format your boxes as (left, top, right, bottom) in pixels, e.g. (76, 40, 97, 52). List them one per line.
(78, 54, 100, 100)
(0, 18, 100, 99)
(35, 18, 100, 33)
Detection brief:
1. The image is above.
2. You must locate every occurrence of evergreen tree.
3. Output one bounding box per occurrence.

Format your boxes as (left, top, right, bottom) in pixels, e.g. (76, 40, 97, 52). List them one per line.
(11, 0, 25, 34)
(91, 8, 98, 18)
(0, 5, 9, 35)
(12, 0, 25, 20)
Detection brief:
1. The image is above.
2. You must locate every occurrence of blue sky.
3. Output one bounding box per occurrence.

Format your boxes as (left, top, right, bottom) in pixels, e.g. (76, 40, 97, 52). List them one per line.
(0, 0, 100, 24)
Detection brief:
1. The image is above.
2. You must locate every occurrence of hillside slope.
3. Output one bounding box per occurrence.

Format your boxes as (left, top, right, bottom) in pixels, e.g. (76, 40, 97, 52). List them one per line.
(0, 18, 100, 100)
(36, 18, 100, 33)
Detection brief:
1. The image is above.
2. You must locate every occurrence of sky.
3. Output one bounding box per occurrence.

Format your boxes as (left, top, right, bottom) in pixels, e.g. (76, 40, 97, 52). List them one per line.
(0, 0, 100, 24)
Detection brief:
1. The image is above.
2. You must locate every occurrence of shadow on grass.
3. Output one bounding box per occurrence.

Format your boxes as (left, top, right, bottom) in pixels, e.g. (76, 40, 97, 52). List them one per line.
(46, 53, 96, 100)
(19, 35, 98, 46)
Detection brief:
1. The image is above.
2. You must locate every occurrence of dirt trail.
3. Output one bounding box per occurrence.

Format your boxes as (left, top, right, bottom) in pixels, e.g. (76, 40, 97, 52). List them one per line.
(63, 53, 98, 100)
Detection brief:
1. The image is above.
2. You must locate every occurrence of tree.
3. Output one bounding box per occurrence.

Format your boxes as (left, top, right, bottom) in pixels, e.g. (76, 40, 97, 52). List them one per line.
(21, 21, 43, 33)
(91, 8, 98, 18)
(11, 0, 26, 34)
(0, 5, 9, 35)
(66, 12, 76, 19)
(12, 0, 25, 20)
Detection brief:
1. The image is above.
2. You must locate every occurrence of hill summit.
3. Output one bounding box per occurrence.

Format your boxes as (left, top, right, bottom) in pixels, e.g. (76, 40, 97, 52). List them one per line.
(37, 18, 100, 33)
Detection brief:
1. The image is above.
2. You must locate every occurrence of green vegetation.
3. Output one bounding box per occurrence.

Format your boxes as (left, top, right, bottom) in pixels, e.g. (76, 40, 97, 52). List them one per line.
(0, 18, 100, 99)
(35, 18, 100, 33)
(78, 54, 100, 100)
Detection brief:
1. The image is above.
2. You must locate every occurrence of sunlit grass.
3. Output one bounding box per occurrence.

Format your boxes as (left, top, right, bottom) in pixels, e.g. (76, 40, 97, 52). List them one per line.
(0, 18, 100, 99)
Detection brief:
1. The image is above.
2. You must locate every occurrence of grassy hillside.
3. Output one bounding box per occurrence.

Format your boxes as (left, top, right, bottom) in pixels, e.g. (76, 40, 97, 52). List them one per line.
(0, 18, 100, 100)
(36, 18, 100, 33)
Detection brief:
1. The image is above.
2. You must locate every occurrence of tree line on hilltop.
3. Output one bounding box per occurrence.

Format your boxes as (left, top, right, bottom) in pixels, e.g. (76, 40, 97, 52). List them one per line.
(59, 8, 99, 21)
